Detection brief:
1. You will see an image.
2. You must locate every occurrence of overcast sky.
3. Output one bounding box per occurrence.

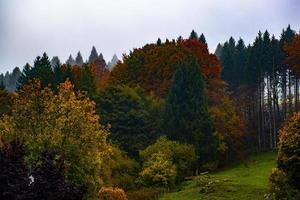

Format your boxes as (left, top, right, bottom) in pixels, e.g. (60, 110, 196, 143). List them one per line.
(0, 0, 300, 73)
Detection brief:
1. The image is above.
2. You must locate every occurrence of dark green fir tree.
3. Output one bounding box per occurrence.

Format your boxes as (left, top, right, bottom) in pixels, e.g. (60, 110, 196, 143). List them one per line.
(162, 58, 217, 169)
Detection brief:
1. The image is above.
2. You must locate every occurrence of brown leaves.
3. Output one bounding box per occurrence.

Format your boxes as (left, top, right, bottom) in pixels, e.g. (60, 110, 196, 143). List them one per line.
(284, 33, 300, 76)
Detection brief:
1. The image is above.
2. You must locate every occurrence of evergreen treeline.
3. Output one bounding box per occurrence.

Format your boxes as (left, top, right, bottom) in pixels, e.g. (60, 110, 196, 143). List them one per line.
(217, 25, 297, 151)
(0, 67, 21, 91)
(0, 47, 119, 92)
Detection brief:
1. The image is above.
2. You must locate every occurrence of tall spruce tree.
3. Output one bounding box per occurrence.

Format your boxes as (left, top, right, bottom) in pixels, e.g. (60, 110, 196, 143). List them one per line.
(51, 56, 60, 69)
(189, 30, 198, 40)
(34, 52, 54, 87)
(66, 54, 75, 66)
(162, 58, 217, 169)
(199, 33, 207, 44)
(88, 46, 99, 63)
(75, 51, 84, 66)
(220, 37, 236, 90)
(156, 38, 162, 46)
(18, 53, 54, 88)
(51, 57, 63, 86)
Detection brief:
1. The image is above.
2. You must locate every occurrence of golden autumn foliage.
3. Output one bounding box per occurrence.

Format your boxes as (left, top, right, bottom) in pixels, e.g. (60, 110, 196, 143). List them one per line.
(270, 111, 300, 199)
(277, 111, 300, 186)
(209, 96, 246, 162)
(0, 79, 111, 199)
(0, 89, 16, 116)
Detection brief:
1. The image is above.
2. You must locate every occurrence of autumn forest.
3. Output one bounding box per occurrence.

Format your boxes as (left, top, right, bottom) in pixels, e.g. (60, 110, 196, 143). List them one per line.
(1, 20, 300, 200)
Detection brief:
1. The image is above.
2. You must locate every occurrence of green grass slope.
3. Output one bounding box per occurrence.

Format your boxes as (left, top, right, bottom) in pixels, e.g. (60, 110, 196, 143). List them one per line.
(160, 152, 276, 200)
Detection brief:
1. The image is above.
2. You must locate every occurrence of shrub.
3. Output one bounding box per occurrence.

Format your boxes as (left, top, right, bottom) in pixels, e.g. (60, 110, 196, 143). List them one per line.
(277, 112, 300, 189)
(140, 136, 196, 182)
(269, 168, 298, 199)
(102, 146, 140, 190)
(99, 187, 128, 200)
(139, 152, 176, 188)
(270, 111, 300, 199)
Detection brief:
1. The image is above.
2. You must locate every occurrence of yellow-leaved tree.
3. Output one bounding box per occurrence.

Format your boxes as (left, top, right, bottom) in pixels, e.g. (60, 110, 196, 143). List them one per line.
(0, 79, 111, 199)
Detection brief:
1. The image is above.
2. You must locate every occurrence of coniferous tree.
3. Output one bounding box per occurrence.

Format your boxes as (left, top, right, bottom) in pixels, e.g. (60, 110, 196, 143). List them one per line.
(51, 56, 61, 69)
(220, 37, 236, 90)
(177, 36, 183, 43)
(98, 53, 106, 64)
(66, 54, 76, 66)
(78, 64, 97, 97)
(88, 46, 99, 63)
(199, 33, 207, 44)
(51, 57, 63, 85)
(107, 54, 119, 70)
(34, 52, 55, 87)
(214, 43, 223, 59)
(235, 38, 247, 87)
(75, 51, 84, 66)
(189, 30, 198, 40)
(156, 38, 162, 46)
(163, 58, 217, 169)
(0, 79, 4, 90)
(18, 63, 32, 88)
(18, 53, 54, 88)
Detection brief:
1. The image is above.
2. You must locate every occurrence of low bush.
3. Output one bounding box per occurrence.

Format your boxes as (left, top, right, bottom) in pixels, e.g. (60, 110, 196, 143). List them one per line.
(99, 187, 128, 200)
(269, 168, 299, 200)
(270, 111, 300, 199)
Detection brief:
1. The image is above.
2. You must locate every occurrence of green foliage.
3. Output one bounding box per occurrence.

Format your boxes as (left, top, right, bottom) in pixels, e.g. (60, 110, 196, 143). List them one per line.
(162, 59, 217, 169)
(269, 168, 299, 200)
(18, 53, 54, 88)
(189, 30, 198, 40)
(140, 136, 196, 182)
(139, 152, 176, 188)
(78, 64, 97, 97)
(104, 146, 140, 190)
(31, 150, 87, 200)
(0, 80, 111, 199)
(0, 89, 15, 116)
(199, 33, 207, 44)
(277, 112, 300, 188)
(96, 85, 163, 157)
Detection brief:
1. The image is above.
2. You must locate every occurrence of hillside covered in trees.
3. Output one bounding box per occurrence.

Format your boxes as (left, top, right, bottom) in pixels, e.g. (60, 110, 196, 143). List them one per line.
(1, 25, 300, 200)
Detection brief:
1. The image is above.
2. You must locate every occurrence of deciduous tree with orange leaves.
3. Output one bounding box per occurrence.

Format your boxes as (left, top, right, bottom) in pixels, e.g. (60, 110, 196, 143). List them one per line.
(108, 36, 245, 163)
(284, 33, 300, 111)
